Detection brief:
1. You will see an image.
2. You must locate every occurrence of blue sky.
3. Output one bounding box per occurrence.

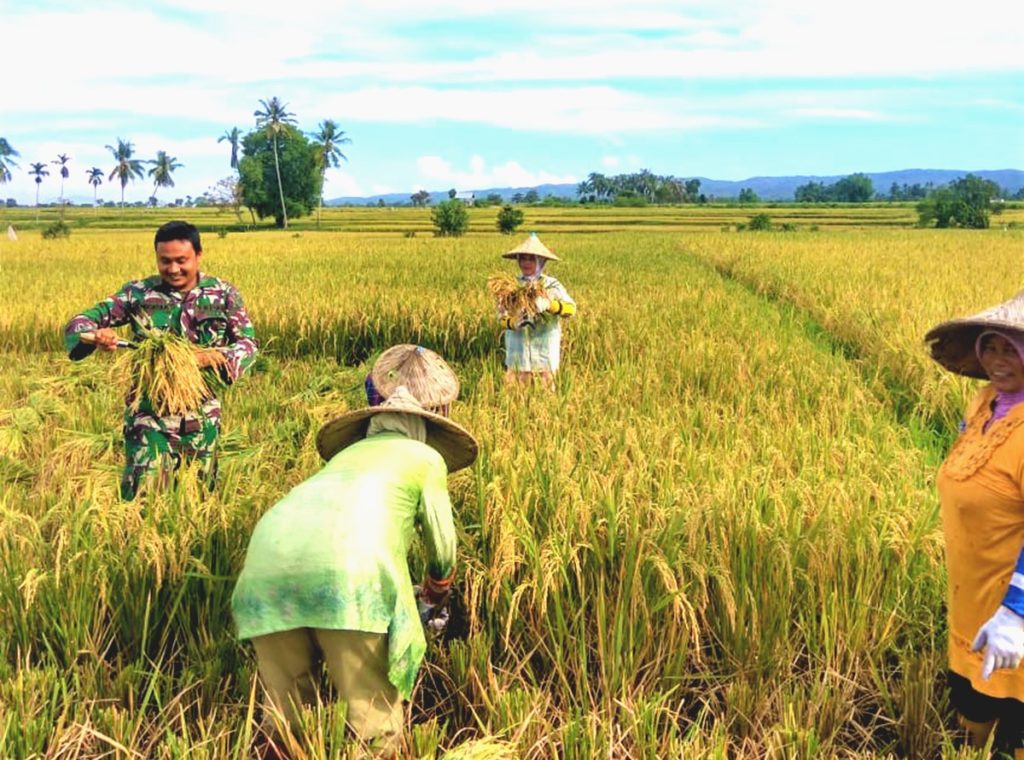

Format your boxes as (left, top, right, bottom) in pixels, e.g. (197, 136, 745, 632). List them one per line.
(2, 0, 1022, 204)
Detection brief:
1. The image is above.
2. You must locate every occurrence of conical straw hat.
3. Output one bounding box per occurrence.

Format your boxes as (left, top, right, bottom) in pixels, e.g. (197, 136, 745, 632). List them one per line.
(501, 232, 559, 261)
(925, 290, 1024, 378)
(317, 385, 478, 472)
(370, 344, 459, 408)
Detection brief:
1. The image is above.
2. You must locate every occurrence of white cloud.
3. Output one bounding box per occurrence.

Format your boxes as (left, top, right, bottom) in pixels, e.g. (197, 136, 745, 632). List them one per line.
(322, 172, 365, 198)
(415, 155, 576, 189)
(601, 156, 621, 169)
(975, 98, 1024, 113)
(315, 86, 758, 134)
(3, 1, 1021, 200)
(790, 108, 889, 122)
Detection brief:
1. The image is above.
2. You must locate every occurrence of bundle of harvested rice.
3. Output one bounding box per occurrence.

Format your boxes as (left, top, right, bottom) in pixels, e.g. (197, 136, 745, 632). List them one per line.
(112, 321, 216, 416)
(487, 273, 548, 321)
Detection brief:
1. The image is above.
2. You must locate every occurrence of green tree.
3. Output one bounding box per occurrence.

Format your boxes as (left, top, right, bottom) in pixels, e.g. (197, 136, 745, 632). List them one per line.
(105, 138, 145, 207)
(148, 151, 182, 203)
(431, 198, 469, 237)
(738, 187, 759, 203)
(310, 119, 351, 228)
(410, 189, 431, 207)
(654, 178, 684, 204)
(0, 138, 19, 184)
(524, 189, 539, 204)
(576, 177, 592, 200)
(448, 188, 457, 199)
(917, 174, 999, 229)
(219, 127, 242, 169)
(28, 162, 49, 207)
(496, 204, 524, 234)
(832, 173, 874, 202)
(684, 178, 701, 202)
(52, 153, 71, 204)
(253, 97, 298, 228)
(85, 167, 104, 212)
(747, 213, 772, 231)
(794, 181, 829, 203)
(238, 124, 321, 228)
(589, 172, 613, 201)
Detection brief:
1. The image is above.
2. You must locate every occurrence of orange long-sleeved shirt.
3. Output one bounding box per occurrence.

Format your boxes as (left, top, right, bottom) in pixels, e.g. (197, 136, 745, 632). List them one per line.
(938, 384, 1024, 699)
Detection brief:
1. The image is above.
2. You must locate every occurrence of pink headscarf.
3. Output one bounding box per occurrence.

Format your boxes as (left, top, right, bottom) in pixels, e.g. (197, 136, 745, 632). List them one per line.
(975, 329, 1024, 428)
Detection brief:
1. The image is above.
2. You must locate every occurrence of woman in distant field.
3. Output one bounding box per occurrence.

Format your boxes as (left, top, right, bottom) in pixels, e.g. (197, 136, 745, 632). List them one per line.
(926, 293, 1024, 756)
(495, 233, 576, 387)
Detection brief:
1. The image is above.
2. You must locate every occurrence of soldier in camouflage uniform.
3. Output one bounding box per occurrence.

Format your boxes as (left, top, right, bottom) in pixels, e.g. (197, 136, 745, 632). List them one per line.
(64, 220, 258, 500)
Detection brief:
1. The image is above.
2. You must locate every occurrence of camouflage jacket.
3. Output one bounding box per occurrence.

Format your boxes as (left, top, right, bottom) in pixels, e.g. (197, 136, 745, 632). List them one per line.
(64, 274, 258, 419)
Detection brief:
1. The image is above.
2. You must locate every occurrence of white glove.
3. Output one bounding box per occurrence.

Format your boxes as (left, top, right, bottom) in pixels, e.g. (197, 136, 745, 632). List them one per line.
(971, 605, 1024, 679)
(534, 296, 551, 313)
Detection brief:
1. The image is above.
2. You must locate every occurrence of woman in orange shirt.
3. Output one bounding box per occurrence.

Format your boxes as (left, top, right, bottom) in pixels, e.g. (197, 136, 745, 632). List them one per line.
(927, 294, 1024, 755)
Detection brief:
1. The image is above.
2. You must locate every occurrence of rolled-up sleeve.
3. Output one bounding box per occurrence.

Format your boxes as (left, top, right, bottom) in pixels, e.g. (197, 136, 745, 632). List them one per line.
(63, 282, 139, 361)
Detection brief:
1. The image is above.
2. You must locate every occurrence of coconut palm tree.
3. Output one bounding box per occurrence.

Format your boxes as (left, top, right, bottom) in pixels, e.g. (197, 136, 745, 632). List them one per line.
(253, 97, 297, 228)
(28, 162, 49, 221)
(218, 127, 242, 170)
(105, 138, 145, 207)
(587, 172, 611, 202)
(0, 138, 20, 184)
(52, 153, 71, 204)
(148, 151, 183, 204)
(310, 119, 351, 228)
(28, 162, 49, 205)
(86, 167, 103, 212)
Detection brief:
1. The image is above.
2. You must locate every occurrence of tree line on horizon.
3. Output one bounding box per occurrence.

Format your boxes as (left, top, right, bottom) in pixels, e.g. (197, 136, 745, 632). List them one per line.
(0, 98, 351, 229)
(4, 130, 1020, 230)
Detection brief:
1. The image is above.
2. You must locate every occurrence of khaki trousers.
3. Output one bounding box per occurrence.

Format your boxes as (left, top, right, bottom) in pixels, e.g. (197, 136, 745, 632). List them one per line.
(251, 628, 403, 748)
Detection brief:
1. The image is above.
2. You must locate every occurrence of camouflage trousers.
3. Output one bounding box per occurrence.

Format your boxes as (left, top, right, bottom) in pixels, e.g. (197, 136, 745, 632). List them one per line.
(120, 404, 221, 501)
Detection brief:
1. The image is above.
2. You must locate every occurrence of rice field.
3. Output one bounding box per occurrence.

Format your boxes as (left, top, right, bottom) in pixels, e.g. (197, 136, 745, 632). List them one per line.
(1, 217, 1020, 758)
(5, 201, 1023, 236)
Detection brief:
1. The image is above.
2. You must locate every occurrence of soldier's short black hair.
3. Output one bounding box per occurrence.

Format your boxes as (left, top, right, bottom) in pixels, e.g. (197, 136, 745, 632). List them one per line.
(154, 220, 202, 253)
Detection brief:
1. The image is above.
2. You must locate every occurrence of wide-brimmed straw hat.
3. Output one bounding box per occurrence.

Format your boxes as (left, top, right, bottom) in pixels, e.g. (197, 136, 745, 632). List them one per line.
(501, 232, 559, 261)
(925, 291, 1024, 378)
(316, 385, 478, 472)
(370, 345, 459, 409)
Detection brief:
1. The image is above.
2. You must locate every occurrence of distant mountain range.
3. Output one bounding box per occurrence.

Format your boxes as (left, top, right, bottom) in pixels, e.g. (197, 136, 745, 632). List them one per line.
(328, 169, 1024, 205)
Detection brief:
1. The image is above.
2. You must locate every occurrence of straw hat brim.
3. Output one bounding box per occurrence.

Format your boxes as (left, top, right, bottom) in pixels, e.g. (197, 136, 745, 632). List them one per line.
(316, 403, 478, 472)
(370, 345, 459, 407)
(925, 319, 1024, 379)
(501, 250, 560, 261)
(502, 235, 559, 261)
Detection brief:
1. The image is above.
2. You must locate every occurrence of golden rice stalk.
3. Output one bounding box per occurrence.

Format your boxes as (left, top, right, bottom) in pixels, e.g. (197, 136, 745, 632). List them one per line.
(112, 326, 214, 417)
(487, 273, 548, 320)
